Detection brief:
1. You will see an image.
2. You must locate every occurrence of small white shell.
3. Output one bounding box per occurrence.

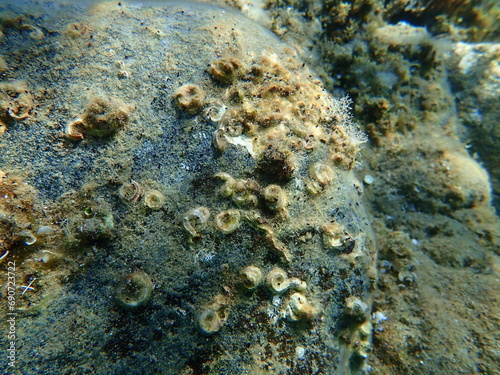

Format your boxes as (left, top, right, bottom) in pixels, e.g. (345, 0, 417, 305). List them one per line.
(37, 226, 55, 236)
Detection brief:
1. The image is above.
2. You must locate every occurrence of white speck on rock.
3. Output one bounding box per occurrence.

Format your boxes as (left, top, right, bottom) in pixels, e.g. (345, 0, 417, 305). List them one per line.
(295, 346, 306, 359)
(364, 174, 374, 185)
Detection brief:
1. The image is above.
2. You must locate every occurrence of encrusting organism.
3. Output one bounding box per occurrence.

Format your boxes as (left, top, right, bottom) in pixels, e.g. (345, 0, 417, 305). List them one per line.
(172, 84, 205, 114)
(240, 265, 263, 291)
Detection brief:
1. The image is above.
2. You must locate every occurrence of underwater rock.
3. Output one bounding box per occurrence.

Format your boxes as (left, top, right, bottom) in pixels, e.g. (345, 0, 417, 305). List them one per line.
(117, 271, 154, 307)
(240, 265, 263, 290)
(0, 1, 375, 374)
(446, 42, 500, 211)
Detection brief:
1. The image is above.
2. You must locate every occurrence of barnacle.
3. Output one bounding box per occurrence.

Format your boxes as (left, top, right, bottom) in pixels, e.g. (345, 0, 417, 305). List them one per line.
(36, 226, 55, 236)
(285, 292, 316, 321)
(65, 119, 85, 141)
(20, 230, 37, 245)
(204, 100, 226, 123)
(183, 206, 210, 237)
(309, 162, 334, 187)
(198, 289, 232, 335)
(198, 309, 224, 335)
(266, 267, 290, 294)
(231, 179, 259, 207)
(214, 209, 241, 234)
(144, 189, 165, 210)
(240, 265, 263, 291)
(117, 271, 154, 307)
(0, 80, 33, 125)
(81, 96, 131, 138)
(208, 58, 244, 83)
(66, 22, 88, 38)
(221, 115, 244, 137)
(345, 296, 368, 320)
(289, 277, 307, 292)
(214, 172, 235, 197)
(263, 184, 287, 211)
(215, 172, 259, 207)
(213, 128, 228, 152)
(322, 222, 347, 248)
(118, 180, 142, 203)
(359, 320, 372, 338)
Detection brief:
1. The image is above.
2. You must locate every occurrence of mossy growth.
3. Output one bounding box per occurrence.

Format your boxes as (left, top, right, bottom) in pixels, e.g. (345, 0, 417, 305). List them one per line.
(202, 52, 366, 174)
(309, 163, 334, 187)
(144, 189, 165, 210)
(56, 190, 115, 247)
(0, 170, 44, 258)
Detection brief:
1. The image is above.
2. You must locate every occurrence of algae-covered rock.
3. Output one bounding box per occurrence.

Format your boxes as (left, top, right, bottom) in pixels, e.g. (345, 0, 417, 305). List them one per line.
(0, 1, 375, 374)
